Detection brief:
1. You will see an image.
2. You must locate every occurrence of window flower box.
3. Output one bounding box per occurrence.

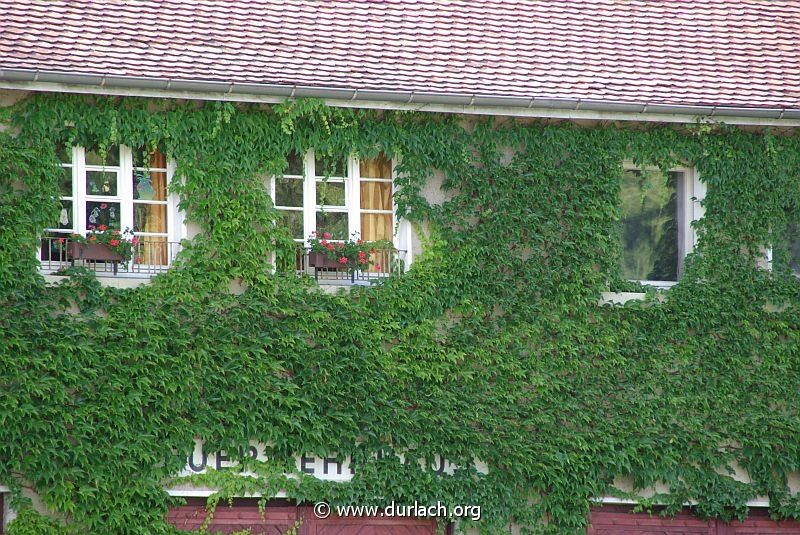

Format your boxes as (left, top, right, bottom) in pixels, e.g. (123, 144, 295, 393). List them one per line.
(68, 242, 124, 274)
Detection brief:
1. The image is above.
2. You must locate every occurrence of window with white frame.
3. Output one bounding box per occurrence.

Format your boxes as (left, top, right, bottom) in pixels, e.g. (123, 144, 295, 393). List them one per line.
(620, 165, 704, 286)
(42, 144, 182, 269)
(271, 151, 396, 244)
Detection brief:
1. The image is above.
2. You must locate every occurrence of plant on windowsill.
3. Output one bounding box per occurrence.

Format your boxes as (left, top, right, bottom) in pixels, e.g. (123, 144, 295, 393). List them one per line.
(67, 226, 137, 274)
(307, 231, 393, 281)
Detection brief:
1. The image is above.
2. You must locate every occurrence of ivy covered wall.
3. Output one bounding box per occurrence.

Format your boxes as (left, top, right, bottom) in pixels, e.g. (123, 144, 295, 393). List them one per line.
(1, 93, 800, 534)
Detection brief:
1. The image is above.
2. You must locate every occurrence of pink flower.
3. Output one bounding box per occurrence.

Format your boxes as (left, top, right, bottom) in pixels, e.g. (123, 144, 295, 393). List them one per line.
(100, 203, 107, 209)
(98, 224, 107, 231)
(109, 239, 119, 247)
(58, 237, 65, 244)
(320, 239, 328, 246)
(374, 263, 381, 271)
(131, 237, 139, 245)
(338, 257, 348, 264)
(323, 232, 331, 239)
(135, 256, 143, 263)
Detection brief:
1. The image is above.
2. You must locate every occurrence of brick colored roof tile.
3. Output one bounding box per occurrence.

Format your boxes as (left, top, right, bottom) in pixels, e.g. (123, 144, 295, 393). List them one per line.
(2, 0, 800, 109)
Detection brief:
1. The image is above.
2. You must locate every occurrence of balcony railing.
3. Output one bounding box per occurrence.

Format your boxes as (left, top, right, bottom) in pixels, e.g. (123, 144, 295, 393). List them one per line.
(39, 236, 181, 277)
(276, 246, 407, 284)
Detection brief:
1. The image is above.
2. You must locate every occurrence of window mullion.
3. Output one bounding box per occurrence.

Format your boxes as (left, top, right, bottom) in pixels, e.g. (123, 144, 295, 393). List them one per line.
(304, 150, 316, 246)
(119, 145, 134, 233)
(350, 156, 360, 239)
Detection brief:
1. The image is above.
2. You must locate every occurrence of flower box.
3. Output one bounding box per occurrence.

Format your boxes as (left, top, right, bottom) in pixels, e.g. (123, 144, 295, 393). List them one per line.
(68, 242, 124, 274)
(307, 251, 345, 269)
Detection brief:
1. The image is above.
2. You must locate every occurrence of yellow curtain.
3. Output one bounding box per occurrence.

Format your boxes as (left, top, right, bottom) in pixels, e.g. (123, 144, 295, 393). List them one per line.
(138, 150, 168, 265)
(359, 154, 391, 179)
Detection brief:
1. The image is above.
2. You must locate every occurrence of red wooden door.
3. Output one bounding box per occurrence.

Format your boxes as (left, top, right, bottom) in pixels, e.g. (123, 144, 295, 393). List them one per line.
(167, 500, 438, 534)
(589, 506, 800, 535)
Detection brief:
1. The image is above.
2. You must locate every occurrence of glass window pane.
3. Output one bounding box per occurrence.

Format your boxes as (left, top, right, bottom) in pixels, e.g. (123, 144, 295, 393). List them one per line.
(788, 220, 800, 276)
(56, 144, 72, 164)
(56, 200, 73, 230)
(621, 170, 679, 281)
(315, 154, 347, 177)
(316, 211, 348, 240)
(86, 201, 121, 230)
(275, 177, 303, 207)
(134, 203, 167, 233)
(85, 145, 120, 166)
(360, 182, 392, 210)
(59, 166, 73, 196)
(286, 152, 304, 176)
(361, 213, 393, 241)
(133, 236, 168, 266)
(277, 209, 304, 240)
(40, 231, 72, 262)
(316, 181, 346, 207)
(360, 154, 391, 179)
(86, 170, 118, 196)
(133, 169, 167, 201)
(134, 147, 167, 169)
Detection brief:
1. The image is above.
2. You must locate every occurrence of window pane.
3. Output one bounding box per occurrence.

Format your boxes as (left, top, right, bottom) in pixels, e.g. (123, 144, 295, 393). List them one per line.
(133, 169, 167, 201)
(85, 145, 120, 166)
(40, 231, 71, 263)
(133, 236, 168, 266)
(277, 209, 304, 240)
(621, 170, 679, 281)
(56, 144, 72, 164)
(316, 181, 346, 207)
(360, 154, 391, 179)
(86, 201, 121, 230)
(286, 152, 304, 175)
(59, 166, 73, 196)
(275, 177, 303, 207)
(134, 147, 167, 169)
(315, 154, 347, 177)
(361, 213, 393, 241)
(360, 182, 392, 210)
(316, 211, 348, 240)
(788, 220, 800, 276)
(86, 170, 118, 196)
(134, 203, 167, 233)
(56, 200, 73, 230)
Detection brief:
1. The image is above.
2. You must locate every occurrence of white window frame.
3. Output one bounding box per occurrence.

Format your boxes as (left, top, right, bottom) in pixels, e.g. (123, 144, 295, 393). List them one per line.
(622, 163, 705, 288)
(45, 145, 183, 271)
(270, 151, 405, 257)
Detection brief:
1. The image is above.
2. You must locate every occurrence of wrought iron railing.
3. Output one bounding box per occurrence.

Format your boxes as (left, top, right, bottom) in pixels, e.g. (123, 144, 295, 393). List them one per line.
(276, 246, 407, 284)
(39, 236, 181, 277)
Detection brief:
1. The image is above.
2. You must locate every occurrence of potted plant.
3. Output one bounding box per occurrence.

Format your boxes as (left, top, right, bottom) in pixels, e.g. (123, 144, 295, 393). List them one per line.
(68, 225, 137, 275)
(307, 231, 392, 281)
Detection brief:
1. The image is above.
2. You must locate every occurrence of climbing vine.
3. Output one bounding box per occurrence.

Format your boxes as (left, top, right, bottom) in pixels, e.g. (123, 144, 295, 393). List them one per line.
(1, 94, 800, 534)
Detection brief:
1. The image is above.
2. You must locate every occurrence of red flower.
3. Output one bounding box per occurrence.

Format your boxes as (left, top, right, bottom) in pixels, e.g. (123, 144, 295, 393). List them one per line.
(58, 237, 65, 244)
(320, 239, 328, 246)
(100, 203, 107, 209)
(98, 224, 108, 231)
(326, 243, 335, 251)
(323, 232, 332, 239)
(357, 239, 363, 245)
(337, 243, 344, 249)
(135, 256, 143, 263)
(374, 263, 382, 271)
(109, 239, 120, 247)
(338, 257, 348, 264)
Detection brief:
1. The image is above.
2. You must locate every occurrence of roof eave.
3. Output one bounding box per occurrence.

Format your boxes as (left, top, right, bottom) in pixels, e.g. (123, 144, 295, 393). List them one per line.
(2, 68, 800, 126)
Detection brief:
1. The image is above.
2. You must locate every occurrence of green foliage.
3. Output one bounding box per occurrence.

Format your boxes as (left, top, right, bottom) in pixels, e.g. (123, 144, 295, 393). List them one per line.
(1, 94, 800, 534)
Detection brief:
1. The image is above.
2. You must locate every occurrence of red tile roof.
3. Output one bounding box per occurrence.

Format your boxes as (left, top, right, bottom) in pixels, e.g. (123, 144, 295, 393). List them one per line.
(2, 0, 800, 109)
